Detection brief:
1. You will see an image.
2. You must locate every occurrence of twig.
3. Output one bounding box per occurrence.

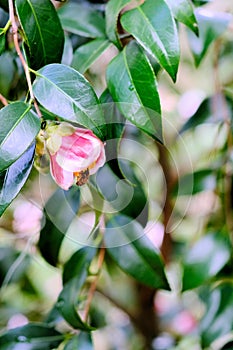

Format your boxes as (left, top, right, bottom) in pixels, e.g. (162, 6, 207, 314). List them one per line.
(8, 0, 42, 118)
(83, 246, 105, 322)
(0, 93, 8, 106)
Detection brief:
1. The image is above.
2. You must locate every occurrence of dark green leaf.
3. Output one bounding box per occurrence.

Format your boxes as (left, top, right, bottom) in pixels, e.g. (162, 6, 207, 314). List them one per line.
(121, 0, 180, 81)
(166, 0, 198, 35)
(64, 332, 93, 350)
(105, 215, 170, 289)
(0, 29, 6, 54)
(199, 283, 233, 347)
(15, 0, 64, 70)
(96, 159, 148, 226)
(0, 0, 8, 12)
(179, 94, 228, 134)
(0, 323, 64, 350)
(32, 64, 106, 140)
(0, 52, 16, 97)
(58, 3, 105, 38)
(172, 169, 217, 196)
(72, 39, 112, 74)
(56, 247, 96, 330)
(105, 0, 132, 48)
(182, 232, 231, 291)
(0, 102, 40, 171)
(188, 9, 232, 66)
(38, 187, 80, 266)
(99, 89, 125, 179)
(0, 246, 30, 286)
(106, 41, 162, 142)
(0, 143, 35, 216)
(63, 246, 96, 284)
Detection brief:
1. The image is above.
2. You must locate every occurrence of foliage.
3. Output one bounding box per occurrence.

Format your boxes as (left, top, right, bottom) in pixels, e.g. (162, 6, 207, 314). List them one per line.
(0, 0, 233, 349)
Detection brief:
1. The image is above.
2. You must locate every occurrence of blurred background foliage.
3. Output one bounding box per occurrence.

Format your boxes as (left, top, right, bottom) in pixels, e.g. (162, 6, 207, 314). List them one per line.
(0, 0, 233, 349)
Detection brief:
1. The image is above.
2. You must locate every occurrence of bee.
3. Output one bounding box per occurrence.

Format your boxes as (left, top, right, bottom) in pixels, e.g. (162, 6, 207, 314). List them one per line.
(75, 168, 90, 186)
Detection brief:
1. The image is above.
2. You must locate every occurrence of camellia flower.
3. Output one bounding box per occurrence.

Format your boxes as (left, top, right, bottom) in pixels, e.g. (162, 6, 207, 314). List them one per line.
(44, 122, 105, 190)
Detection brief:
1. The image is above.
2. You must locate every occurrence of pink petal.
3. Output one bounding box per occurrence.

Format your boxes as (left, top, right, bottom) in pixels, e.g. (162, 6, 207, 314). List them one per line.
(50, 154, 74, 190)
(89, 146, 106, 175)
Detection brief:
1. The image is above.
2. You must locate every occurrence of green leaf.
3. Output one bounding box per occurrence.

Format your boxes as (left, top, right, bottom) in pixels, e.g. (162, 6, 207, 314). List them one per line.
(0, 143, 35, 216)
(72, 38, 112, 74)
(38, 187, 80, 266)
(56, 247, 96, 330)
(0, 52, 16, 97)
(188, 9, 232, 66)
(58, 3, 105, 38)
(0, 29, 6, 55)
(121, 0, 180, 81)
(182, 232, 231, 291)
(64, 332, 93, 350)
(32, 63, 106, 140)
(179, 94, 228, 134)
(96, 159, 148, 226)
(199, 283, 233, 347)
(105, 0, 132, 48)
(0, 0, 8, 12)
(105, 215, 170, 290)
(106, 41, 162, 142)
(172, 169, 217, 196)
(0, 102, 40, 172)
(0, 246, 30, 286)
(61, 35, 73, 66)
(166, 0, 198, 35)
(0, 323, 64, 350)
(15, 0, 64, 70)
(63, 246, 96, 284)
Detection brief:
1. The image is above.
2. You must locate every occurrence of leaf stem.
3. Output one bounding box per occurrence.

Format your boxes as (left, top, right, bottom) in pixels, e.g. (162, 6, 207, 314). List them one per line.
(8, 0, 42, 118)
(83, 246, 105, 322)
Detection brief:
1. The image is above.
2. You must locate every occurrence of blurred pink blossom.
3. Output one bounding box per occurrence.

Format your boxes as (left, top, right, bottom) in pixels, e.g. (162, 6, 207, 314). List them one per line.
(13, 201, 43, 234)
(7, 313, 28, 329)
(145, 221, 164, 248)
(170, 310, 197, 335)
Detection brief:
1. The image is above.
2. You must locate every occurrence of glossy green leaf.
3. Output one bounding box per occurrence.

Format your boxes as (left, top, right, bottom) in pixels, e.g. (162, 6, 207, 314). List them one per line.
(199, 283, 233, 347)
(121, 0, 180, 81)
(188, 9, 232, 66)
(32, 64, 105, 140)
(72, 39, 112, 74)
(182, 232, 231, 291)
(58, 3, 105, 38)
(0, 246, 30, 286)
(56, 247, 96, 330)
(105, 215, 170, 290)
(0, 102, 40, 172)
(0, 323, 64, 350)
(107, 41, 162, 142)
(173, 169, 217, 197)
(15, 0, 64, 70)
(38, 187, 80, 266)
(64, 332, 93, 350)
(96, 159, 148, 226)
(0, 143, 35, 216)
(166, 0, 198, 35)
(179, 94, 228, 134)
(105, 0, 132, 48)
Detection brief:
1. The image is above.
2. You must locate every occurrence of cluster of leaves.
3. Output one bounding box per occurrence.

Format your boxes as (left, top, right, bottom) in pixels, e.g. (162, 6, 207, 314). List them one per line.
(0, 0, 233, 349)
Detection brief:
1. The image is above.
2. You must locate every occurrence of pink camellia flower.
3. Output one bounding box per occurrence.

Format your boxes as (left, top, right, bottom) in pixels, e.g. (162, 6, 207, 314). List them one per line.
(45, 123, 105, 190)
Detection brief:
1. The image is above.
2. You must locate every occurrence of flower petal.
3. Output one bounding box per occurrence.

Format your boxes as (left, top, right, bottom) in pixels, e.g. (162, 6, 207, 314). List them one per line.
(50, 154, 74, 190)
(89, 146, 106, 175)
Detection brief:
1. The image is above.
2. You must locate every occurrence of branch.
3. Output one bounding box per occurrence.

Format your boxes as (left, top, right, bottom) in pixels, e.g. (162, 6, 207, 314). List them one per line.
(8, 0, 42, 117)
(83, 246, 105, 322)
(0, 93, 8, 106)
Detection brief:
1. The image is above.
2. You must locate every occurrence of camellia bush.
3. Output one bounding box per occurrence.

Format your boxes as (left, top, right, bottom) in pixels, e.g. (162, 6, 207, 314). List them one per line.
(0, 0, 233, 349)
